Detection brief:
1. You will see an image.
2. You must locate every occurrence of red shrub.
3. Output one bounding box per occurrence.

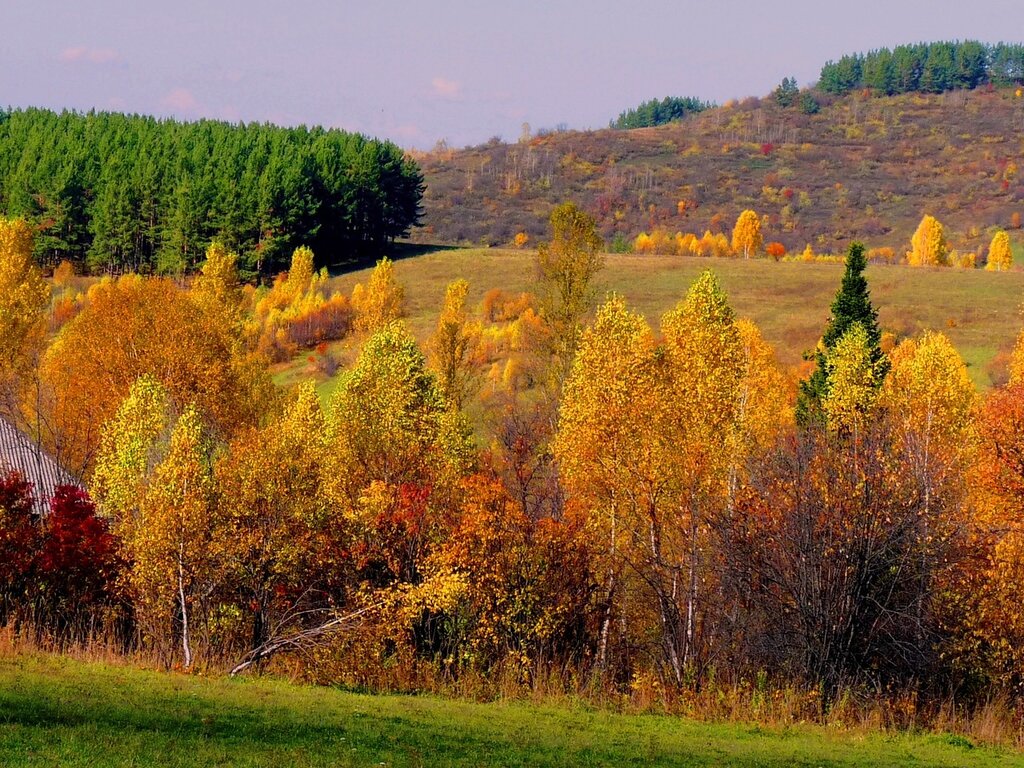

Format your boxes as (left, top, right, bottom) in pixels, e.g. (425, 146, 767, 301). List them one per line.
(38, 486, 120, 606)
(0, 472, 42, 612)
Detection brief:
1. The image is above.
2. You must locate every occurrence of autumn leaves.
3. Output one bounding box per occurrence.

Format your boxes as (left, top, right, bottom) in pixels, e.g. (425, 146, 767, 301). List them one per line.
(4, 202, 1024, 700)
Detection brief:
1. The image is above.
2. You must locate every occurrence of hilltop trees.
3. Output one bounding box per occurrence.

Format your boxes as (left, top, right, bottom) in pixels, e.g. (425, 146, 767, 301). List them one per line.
(611, 97, 712, 129)
(819, 41, 1024, 95)
(773, 77, 800, 107)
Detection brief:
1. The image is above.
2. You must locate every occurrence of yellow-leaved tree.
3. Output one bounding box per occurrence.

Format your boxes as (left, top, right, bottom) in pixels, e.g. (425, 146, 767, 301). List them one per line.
(41, 274, 274, 475)
(428, 279, 482, 410)
(985, 230, 1013, 271)
(731, 209, 762, 259)
(734, 318, 793, 459)
(879, 332, 977, 515)
(657, 270, 747, 680)
(821, 323, 881, 436)
(324, 323, 473, 569)
(535, 201, 604, 389)
(0, 217, 50, 413)
(136, 405, 219, 670)
(92, 379, 221, 669)
(907, 214, 948, 267)
(215, 381, 329, 656)
(91, 375, 173, 525)
(554, 294, 664, 670)
(352, 257, 405, 333)
(1009, 327, 1024, 386)
(191, 242, 243, 331)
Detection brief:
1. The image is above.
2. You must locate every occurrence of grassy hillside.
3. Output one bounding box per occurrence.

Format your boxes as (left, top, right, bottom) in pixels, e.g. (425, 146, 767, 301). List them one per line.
(0, 653, 1020, 767)
(413, 89, 1024, 260)
(275, 248, 1024, 393)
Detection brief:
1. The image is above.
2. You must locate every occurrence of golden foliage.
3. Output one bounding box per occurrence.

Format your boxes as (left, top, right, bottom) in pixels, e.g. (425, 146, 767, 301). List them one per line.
(352, 257, 405, 334)
(731, 209, 762, 259)
(985, 230, 1012, 271)
(41, 274, 273, 474)
(907, 214, 948, 267)
(324, 323, 472, 508)
(822, 324, 880, 434)
(252, 246, 352, 360)
(880, 332, 977, 488)
(428, 279, 482, 410)
(0, 217, 50, 387)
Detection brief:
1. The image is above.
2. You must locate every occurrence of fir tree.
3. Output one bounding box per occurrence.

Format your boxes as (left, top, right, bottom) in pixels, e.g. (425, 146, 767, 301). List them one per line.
(796, 241, 887, 426)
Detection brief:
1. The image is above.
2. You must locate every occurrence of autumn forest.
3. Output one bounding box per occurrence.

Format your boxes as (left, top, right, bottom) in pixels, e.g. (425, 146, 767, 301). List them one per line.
(4, 39, 1024, 759)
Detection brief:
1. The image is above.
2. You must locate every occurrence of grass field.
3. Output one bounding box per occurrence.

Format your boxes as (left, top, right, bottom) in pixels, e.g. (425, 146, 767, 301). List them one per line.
(276, 248, 1024, 394)
(1, 653, 1021, 767)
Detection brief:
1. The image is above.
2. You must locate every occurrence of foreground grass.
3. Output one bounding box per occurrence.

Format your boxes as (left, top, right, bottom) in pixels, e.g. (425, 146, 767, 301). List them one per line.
(285, 248, 1024, 392)
(0, 654, 1020, 767)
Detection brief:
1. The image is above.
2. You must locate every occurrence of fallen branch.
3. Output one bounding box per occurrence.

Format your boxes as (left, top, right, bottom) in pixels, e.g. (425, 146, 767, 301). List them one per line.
(229, 603, 379, 677)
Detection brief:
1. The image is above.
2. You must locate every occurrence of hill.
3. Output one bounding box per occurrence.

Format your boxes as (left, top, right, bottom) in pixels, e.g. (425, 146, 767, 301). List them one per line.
(412, 88, 1024, 260)
(0, 653, 1017, 767)
(270, 248, 1024, 395)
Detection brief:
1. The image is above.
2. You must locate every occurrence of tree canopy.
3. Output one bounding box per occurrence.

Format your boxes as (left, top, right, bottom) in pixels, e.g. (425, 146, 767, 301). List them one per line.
(610, 96, 713, 130)
(0, 108, 424, 276)
(819, 41, 1024, 95)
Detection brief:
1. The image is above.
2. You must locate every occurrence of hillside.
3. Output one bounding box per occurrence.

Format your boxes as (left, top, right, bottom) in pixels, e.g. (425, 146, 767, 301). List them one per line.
(412, 88, 1024, 259)
(270, 248, 1024, 395)
(0, 653, 1017, 767)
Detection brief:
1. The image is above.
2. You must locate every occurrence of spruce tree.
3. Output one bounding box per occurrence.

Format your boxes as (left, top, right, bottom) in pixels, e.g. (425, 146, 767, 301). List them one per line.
(796, 241, 887, 426)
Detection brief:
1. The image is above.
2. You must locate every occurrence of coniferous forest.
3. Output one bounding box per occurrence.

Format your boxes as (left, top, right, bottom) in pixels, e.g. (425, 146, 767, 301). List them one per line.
(0, 108, 424, 275)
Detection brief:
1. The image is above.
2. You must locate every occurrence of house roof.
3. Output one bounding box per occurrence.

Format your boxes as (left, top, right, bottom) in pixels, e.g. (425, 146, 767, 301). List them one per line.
(0, 417, 80, 514)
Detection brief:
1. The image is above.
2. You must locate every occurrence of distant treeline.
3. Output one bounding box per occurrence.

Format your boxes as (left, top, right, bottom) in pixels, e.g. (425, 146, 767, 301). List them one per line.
(819, 41, 1024, 95)
(611, 96, 713, 130)
(0, 108, 424, 275)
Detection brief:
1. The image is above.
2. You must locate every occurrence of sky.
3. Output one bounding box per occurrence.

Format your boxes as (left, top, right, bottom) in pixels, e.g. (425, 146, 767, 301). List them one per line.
(2, 0, 1021, 149)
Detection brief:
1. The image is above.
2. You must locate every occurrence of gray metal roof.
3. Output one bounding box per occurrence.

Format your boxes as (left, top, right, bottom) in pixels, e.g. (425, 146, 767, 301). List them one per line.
(0, 417, 80, 514)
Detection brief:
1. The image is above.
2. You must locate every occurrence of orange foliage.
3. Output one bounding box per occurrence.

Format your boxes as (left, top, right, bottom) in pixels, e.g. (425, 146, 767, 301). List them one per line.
(40, 275, 274, 474)
(480, 288, 534, 323)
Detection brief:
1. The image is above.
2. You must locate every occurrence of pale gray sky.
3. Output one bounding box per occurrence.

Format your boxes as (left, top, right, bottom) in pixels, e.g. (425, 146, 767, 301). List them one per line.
(2, 1, 1020, 148)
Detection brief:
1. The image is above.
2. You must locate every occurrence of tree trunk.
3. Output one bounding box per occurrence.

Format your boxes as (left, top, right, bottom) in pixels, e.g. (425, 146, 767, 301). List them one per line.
(178, 544, 193, 670)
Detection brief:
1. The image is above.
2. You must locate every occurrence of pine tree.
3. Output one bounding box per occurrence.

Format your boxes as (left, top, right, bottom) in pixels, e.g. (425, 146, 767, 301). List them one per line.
(796, 242, 887, 426)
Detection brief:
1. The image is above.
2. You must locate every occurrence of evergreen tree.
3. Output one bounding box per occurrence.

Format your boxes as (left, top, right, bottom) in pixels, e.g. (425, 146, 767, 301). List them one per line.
(796, 242, 887, 426)
(0, 108, 424, 276)
(773, 77, 799, 107)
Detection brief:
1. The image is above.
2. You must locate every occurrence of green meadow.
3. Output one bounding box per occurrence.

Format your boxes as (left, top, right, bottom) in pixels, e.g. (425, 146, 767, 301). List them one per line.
(1, 653, 1020, 767)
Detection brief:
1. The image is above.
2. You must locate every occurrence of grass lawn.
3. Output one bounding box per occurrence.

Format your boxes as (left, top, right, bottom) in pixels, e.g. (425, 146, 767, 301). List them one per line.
(273, 248, 1024, 394)
(1, 653, 1021, 767)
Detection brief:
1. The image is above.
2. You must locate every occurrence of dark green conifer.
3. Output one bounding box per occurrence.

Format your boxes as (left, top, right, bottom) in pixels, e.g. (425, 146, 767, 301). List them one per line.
(796, 241, 887, 426)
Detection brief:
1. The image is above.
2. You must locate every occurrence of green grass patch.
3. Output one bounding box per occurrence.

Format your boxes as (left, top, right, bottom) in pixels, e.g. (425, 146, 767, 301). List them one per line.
(0, 654, 1020, 767)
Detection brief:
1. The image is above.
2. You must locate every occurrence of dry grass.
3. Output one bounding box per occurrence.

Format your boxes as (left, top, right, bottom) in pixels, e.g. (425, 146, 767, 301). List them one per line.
(273, 248, 1024, 393)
